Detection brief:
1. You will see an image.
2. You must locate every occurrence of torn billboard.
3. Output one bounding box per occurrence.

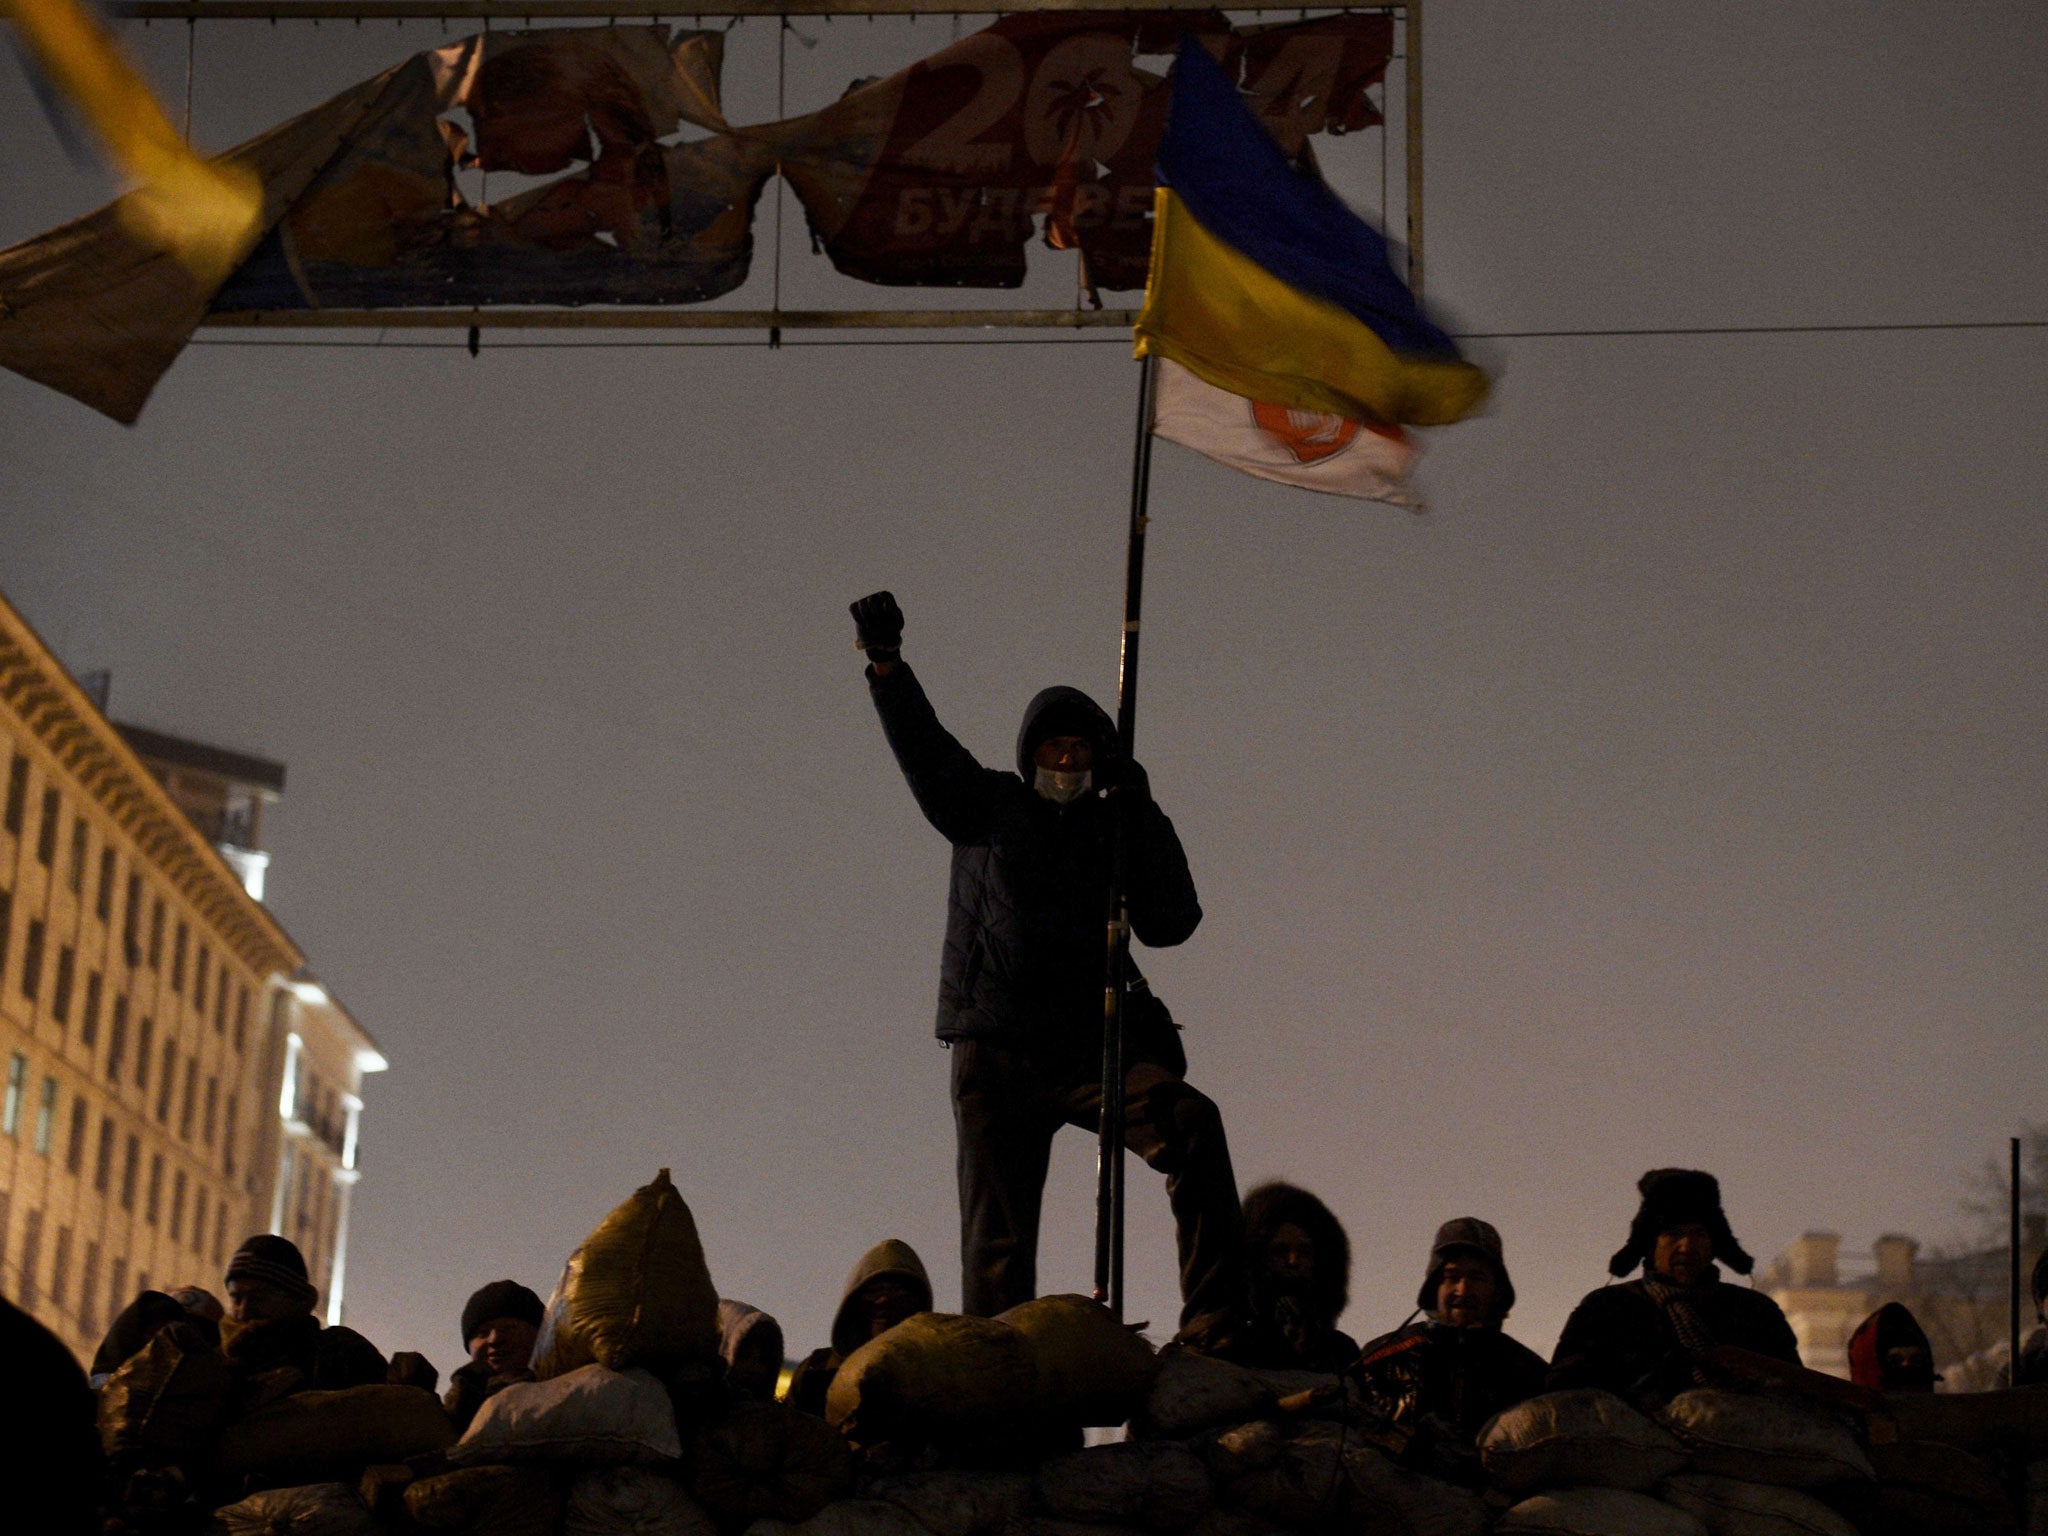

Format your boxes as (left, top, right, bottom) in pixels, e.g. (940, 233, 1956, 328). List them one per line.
(0, 15, 1396, 422)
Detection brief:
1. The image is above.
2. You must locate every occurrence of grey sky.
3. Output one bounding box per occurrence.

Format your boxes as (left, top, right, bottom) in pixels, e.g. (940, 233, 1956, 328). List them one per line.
(2, 0, 2044, 1369)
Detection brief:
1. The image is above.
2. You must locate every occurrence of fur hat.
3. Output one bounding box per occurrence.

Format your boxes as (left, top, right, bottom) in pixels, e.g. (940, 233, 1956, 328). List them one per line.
(460, 1280, 544, 1348)
(1607, 1168, 1754, 1278)
(224, 1234, 318, 1310)
(1416, 1217, 1517, 1320)
(1243, 1181, 1351, 1325)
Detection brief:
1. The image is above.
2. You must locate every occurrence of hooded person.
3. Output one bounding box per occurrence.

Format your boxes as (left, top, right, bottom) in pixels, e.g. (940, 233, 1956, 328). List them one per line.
(1239, 1182, 1359, 1372)
(719, 1299, 788, 1405)
(91, 1289, 216, 1385)
(786, 1239, 933, 1417)
(1847, 1302, 1940, 1393)
(443, 1280, 545, 1432)
(1350, 1218, 1548, 1486)
(851, 591, 1245, 1346)
(218, 1234, 388, 1397)
(1547, 1169, 1800, 1409)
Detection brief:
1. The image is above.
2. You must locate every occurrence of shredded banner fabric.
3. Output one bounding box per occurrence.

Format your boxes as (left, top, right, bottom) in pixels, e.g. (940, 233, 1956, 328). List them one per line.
(1135, 35, 1487, 429)
(0, 14, 1396, 422)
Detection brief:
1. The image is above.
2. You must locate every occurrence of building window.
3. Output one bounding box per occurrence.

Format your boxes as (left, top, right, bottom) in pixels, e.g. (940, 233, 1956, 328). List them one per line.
(51, 1225, 72, 1314)
(34, 1077, 57, 1155)
(106, 997, 128, 1082)
(169, 1171, 187, 1241)
(93, 1117, 114, 1191)
(213, 1201, 229, 1267)
(17, 1209, 42, 1309)
(191, 1189, 208, 1256)
(194, 946, 208, 1010)
(145, 1153, 163, 1225)
(2, 1053, 23, 1136)
(171, 922, 186, 991)
(122, 874, 140, 964)
(67, 818, 87, 893)
(155, 1042, 176, 1122)
(65, 1097, 87, 1173)
(96, 847, 115, 921)
(21, 918, 45, 1001)
(53, 945, 75, 1024)
(108, 1257, 127, 1328)
(148, 899, 163, 969)
(81, 972, 102, 1049)
(234, 986, 249, 1052)
(79, 1241, 102, 1338)
(222, 1093, 238, 1176)
(35, 787, 59, 865)
(178, 1058, 198, 1140)
(213, 979, 227, 1034)
(0, 887, 11, 974)
(2, 753, 25, 834)
(119, 1134, 139, 1209)
(134, 1017, 153, 1090)
(202, 1076, 218, 1145)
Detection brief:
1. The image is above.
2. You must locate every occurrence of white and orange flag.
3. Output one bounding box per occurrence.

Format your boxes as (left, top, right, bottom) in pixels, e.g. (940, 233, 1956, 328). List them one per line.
(1149, 358, 1424, 507)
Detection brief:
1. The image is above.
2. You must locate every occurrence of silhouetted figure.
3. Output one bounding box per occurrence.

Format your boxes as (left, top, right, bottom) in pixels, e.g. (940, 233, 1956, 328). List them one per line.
(787, 1239, 933, 1417)
(1239, 1182, 1358, 1372)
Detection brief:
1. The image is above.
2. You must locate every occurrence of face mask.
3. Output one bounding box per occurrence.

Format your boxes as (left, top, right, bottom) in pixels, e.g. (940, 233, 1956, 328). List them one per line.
(1033, 767, 1092, 805)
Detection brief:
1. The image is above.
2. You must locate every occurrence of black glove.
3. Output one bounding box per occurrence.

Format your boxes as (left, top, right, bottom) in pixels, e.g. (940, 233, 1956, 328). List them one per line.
(1105, 755, 1151, 806)
(850, 590, 904, 663)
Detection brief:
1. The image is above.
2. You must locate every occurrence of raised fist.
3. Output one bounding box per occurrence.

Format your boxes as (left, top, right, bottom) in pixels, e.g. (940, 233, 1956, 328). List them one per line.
(850, 591, 905, 660)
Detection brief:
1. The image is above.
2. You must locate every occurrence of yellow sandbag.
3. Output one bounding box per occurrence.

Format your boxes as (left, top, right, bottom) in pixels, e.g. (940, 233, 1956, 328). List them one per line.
(97, 1324, 232, 1461)
(216, 1384, 456, 1482)
(533, 1168, 721, 1379)
(825, 1313, 1033, 1446)
(998, 1294, 1156, 1427)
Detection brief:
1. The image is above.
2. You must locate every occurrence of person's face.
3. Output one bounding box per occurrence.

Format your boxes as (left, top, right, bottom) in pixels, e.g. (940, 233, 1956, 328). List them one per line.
(227, 1276, 306, 1323)
(729, 1331, 782, 1401)
(1264, 1222, 1316, 1287)
(860, 1278, 924, 1341)
(1651, 1224, 1715, 1286)
(1882, 1342, 1934, 1391)
(1033, 736, 1092, 773)
(469, 1316, 539, 1375)
(1435, 1256, 1500, 1329)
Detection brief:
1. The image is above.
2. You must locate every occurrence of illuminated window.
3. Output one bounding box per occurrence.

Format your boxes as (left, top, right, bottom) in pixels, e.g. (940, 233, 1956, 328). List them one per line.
(2, 1054, 24, 1135)
(34, 1077, 57, 1155)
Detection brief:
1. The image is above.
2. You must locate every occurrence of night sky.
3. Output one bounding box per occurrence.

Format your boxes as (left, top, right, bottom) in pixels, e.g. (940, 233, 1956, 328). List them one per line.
(3, 1, 2043, 1374)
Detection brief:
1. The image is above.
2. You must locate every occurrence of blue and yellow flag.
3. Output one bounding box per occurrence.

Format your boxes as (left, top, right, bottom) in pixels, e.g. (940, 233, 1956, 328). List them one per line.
(1136, 37, 1486, 429)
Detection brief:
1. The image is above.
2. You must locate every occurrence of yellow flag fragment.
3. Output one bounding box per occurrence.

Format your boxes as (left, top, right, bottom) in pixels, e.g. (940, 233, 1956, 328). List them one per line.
(3, 0, 261, 283)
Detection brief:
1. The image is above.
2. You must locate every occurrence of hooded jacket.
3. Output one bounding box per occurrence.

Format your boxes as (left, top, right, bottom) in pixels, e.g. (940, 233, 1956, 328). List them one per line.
(718, 1298, 788, 1403)
(1846, 1302, 1937, 1392)
(1240, 1182, 1358, 1372)
(785, 1239, 934, 1417)
(868, 663, 1202, 1058)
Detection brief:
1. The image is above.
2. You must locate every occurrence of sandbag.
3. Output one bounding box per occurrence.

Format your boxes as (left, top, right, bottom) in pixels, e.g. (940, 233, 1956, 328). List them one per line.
(569, 1467, 720, 1536)
(1480, 1389, 1689, 1493)
(1219, 1422, 1347, 1528)
(745, 1499, 936, 1536)
(1495, 1488, 1707, 1536)
(871, 1471, 1032, 1536)
(1887, 1385, 2048, 1460)
(1849, 1438, 2020, 1536)
(217, 1384, 457, 1483)
(690, 1401, 854, 1526)
(1197, 1421, 1285, 1485)
(1660, 1474, 1858, 1536)
(100, 1323, 233, 1462)
(999, 1295, 1157, 1427)
(405, 1465, 567, 1536)
(1182, 1513, 1273, 1536)
(1139, 1354, 1278, 1440)
(2030, 1459, 2048, 1536)
(1003, 1520, 1145, 1536)
(1341, 1444, 1489, 1536)
(533, 1169, 721, 1379)
(211, 1483, 380, 1536)
(1658, 1392, 1870, 1488)
(451, 1365, 681, 1466)
(1037, 1442, 1212, 1532)
(825, 1313, 1034, 1445)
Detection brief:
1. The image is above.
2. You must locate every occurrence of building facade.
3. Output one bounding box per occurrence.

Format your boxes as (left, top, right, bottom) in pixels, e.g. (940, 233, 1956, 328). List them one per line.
(0, 591, 384, 1361)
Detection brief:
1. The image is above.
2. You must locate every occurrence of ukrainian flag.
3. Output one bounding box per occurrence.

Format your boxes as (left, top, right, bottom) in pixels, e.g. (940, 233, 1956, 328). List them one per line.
(1136, 37, 1487, 429)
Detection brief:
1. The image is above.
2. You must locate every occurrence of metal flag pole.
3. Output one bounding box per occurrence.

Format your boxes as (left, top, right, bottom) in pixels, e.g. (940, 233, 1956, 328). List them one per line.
(1095, 352, 1159, 1318)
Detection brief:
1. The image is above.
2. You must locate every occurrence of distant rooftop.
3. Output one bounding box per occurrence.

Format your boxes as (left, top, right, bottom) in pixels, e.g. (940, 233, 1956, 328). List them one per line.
(118, 721, 287, 795)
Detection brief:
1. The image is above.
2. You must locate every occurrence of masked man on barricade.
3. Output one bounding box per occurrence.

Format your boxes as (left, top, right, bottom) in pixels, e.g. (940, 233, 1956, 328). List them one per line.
(850, 591, 1245, 1349)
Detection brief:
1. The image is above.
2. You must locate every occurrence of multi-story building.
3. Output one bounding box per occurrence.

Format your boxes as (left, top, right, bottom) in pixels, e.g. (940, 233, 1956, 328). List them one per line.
(0, 590, 385, 1362)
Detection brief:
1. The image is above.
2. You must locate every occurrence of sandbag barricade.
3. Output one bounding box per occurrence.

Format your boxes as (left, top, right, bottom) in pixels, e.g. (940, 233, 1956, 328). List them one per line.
(1479, 1390, 1690, 1493)
(1852, 1437, 2022, 1536)
(451, 1364, 683, 1466)
(1659, 1472, 1859, 1536)
(1035, 1442, 1212, 1531)
(745, 1497, 936, 1536)
(1138, 1356, 1279, 1442)
(534, 1169, 722, 1380)
(1656, 1392, 1871, 1488)
(826, 1314, 1035, 1450)
(215, 1383, 457, 1486)
(100, 1323, 234, 1467)
(999, 1297, 1159, 1429)
(1495, 1487, 1707, 1536)
(211, 1481, 381, 1535)
(404, 1464, 569, 1536)
(690, 1400, 855, 1527)
(870, 1470, 1033, 1536)
(568, 1466, 722, 1536)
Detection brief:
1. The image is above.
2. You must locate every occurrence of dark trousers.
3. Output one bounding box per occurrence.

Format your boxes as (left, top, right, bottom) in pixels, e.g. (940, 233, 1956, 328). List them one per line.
(951, 1036, 1245, 1330)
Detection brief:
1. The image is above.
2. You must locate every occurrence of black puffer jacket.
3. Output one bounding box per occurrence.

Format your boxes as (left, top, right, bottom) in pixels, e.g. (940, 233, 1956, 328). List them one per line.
(1546, 1277, 1800, 1409)
(869, 662, 1201, 1056)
